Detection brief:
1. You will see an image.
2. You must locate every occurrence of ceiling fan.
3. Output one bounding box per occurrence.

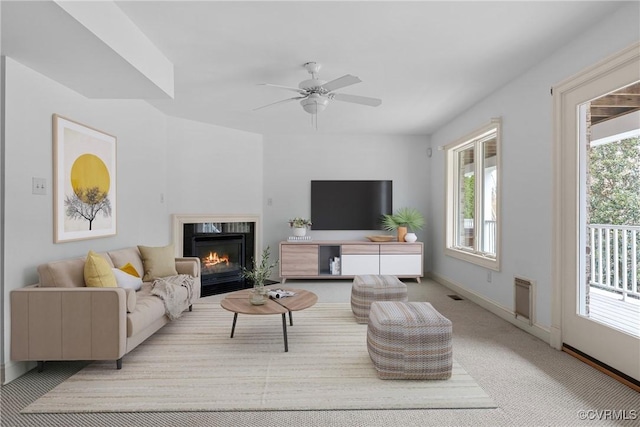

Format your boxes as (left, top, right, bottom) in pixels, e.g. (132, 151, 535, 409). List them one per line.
(254, 62, 382, 125)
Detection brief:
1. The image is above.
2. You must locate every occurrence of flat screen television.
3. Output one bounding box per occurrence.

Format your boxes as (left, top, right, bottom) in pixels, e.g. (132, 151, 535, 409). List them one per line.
(311, 180, 392, 230)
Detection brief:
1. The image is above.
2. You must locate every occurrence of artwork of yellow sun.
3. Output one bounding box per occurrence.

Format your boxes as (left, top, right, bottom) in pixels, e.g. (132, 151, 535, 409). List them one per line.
(70, 153, 111, 202)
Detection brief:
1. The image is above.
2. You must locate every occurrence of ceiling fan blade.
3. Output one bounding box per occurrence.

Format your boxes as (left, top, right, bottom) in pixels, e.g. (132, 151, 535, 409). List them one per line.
(259, 83, 307, 95)
(331, 93, 382, 107)
(321, 74, 362, 92)
(253, 96, 307, 111)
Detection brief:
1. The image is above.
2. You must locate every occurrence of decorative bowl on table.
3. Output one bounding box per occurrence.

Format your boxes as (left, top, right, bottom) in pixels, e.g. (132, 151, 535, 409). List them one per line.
(366, 235, 395, 242)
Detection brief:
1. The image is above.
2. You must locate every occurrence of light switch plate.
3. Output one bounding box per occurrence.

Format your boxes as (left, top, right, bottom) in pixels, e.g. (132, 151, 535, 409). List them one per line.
(32, 177, 47, 195)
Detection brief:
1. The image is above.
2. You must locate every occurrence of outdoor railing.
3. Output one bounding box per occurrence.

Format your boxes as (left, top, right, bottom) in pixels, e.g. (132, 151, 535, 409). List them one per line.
(461, 219, 497, 255)
(588, 224, 640, 301)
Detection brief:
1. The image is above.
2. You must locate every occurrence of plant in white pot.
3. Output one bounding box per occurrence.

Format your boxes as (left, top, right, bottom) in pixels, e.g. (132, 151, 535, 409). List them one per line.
(382, 207, 425, 242)
(288, 217, 312, 237)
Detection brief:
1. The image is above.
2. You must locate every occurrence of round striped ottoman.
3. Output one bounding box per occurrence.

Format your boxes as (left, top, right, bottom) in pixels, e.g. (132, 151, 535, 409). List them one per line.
(367, 301, 453, 380)
(350, 275, 408, 324)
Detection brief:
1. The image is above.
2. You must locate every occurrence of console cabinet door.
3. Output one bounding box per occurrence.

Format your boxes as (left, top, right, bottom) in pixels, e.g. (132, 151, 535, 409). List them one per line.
(280, 244, 319, 276)
(341, 255, 380, 275)
(379, 243, 423, 276)
(379, 254, 422, 275)
(341, 244, 380, 275)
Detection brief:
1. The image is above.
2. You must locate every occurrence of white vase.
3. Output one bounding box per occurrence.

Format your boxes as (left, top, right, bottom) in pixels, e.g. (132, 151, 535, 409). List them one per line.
(404, 232, 417, 243)
(293, 227, 307, 237)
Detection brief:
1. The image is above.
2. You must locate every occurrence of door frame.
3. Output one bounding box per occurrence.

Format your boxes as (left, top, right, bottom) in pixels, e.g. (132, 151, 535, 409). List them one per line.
(551, 42, 639, 377)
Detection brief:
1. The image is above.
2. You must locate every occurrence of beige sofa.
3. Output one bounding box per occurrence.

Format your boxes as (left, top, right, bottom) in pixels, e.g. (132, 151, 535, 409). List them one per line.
(10, 246, 201, 371)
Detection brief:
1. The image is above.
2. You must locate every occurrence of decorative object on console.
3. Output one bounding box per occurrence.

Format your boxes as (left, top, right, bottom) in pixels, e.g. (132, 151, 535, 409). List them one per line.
(241, 246, 279, 306)
(53, 114, 117, 243)
(288, 217, 312, 237)
(287, 235, 312, 241)
(366, 235, 395, 242)
(330, 257, 341, 275)
(404, 233, 418, 243)
(382, 207, 425, 242)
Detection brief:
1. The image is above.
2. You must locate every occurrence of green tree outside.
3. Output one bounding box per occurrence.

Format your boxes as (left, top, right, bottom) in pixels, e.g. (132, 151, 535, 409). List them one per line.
(589, 137, 640, 225)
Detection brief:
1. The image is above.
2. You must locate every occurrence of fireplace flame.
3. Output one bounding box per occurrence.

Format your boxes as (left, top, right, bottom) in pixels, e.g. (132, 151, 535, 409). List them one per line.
(203, 251, 230, 267)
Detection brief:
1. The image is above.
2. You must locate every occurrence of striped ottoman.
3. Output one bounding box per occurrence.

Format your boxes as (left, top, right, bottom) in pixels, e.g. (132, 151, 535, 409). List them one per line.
(351, 275, 408, 324)
(367, 301, 453, 380)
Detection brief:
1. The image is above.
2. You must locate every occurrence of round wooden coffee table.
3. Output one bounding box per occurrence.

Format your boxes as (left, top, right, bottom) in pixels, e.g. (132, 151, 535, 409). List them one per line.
(220, 288, 317, 352)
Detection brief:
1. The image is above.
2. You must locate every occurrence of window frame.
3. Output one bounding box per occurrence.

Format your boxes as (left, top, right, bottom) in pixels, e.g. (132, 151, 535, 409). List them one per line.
(444, 118, 502, 271)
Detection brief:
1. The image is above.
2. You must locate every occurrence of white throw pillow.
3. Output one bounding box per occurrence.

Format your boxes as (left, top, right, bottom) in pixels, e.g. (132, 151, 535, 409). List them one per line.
(112, 268, 143, 291)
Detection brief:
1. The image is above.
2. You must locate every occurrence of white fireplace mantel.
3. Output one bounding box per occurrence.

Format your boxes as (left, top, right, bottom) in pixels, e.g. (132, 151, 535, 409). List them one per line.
(172, 214, 261, 261)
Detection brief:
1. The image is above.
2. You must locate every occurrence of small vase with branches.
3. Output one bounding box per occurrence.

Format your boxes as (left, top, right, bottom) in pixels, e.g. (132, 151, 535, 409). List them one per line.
(241, 246, 279, 305)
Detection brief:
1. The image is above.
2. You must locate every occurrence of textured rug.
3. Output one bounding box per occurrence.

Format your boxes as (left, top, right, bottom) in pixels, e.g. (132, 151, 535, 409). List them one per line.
(22, 302, 495, 413)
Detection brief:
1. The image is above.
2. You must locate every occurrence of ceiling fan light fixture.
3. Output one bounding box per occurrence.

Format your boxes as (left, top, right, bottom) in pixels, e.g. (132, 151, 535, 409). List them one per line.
(300, 94, 328, 114)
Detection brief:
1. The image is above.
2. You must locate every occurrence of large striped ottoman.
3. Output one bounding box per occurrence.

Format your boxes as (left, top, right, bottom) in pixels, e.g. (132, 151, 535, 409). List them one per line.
(351, 275, 408, 324)
(367, 301, 453, 380)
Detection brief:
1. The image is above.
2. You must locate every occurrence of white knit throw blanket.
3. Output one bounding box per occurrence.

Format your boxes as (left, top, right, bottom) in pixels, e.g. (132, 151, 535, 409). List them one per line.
(151, 274, 195, 320)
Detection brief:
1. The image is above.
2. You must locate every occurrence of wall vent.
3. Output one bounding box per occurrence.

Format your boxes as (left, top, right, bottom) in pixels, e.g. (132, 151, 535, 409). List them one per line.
(514, 276, 534, 325)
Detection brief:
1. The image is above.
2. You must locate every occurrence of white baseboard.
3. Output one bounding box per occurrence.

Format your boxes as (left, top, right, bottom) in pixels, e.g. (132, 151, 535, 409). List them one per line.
(429, 272, 552, 345)
(2, 360, 36, 385)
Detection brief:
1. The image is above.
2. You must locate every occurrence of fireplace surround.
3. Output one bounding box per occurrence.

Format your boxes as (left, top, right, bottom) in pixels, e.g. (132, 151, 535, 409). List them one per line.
(172, 214, 261, 295)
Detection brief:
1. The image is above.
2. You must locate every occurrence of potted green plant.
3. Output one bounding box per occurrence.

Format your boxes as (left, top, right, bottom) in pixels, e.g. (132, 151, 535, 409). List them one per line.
(240, 246, 279, 305)
(288, 217, 312, 237)
(382, 207, 425, 242)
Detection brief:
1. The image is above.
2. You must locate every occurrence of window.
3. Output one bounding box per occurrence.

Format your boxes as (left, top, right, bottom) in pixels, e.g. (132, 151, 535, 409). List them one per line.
(445, 119, 501, 270)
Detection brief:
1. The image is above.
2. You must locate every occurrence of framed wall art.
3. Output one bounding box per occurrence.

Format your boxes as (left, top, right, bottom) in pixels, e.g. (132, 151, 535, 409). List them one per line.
(53, 114, 117, 243)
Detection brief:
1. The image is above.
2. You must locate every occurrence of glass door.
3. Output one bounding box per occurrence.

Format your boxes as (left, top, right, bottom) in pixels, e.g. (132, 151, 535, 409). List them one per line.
(579, 86, 640, 338)
(556, 48, 640, 384)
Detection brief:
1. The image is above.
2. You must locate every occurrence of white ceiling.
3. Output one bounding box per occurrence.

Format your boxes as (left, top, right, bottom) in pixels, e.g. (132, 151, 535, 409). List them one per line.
(2, 1, 626, 135)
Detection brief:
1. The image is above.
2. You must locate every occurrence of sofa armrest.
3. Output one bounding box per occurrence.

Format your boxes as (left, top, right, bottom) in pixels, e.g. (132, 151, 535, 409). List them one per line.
(174, 257, 201, 301)
(11, 287, 127, 363)
(175, 257, 200, 277)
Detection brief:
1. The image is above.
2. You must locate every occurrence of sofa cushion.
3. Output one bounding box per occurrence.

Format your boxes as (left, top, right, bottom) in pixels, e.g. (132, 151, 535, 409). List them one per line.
(108, 247, 144, 280)
(38, 257, 87, 287)
(84, 251, 117, 288)
(138, 244, 178, 281)
(112, 268, 143, 291)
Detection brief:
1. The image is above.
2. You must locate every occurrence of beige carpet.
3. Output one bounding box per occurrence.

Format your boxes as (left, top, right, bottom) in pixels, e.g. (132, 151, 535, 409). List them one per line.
(22, 302, 495, 413)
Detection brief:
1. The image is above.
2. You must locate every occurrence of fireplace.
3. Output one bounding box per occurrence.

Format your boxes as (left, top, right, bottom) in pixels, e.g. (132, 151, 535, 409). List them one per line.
(182, 221, 256, 295)
(192, 234, 245, 286)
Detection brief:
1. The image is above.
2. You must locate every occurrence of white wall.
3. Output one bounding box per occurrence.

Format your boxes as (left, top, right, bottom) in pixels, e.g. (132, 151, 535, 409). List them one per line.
(165, 116, 263, 218)
(428, 2, 640, 333)
(1, 58, 268, 383)
(1, 58, 170, 381)
(262, 133, 431, 272)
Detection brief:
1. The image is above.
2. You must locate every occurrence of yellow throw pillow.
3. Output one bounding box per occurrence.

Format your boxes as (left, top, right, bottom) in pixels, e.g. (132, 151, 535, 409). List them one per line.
(118, 262, 140, 278)
(84, 250, 117, 288)
(137, 244, 178, 282)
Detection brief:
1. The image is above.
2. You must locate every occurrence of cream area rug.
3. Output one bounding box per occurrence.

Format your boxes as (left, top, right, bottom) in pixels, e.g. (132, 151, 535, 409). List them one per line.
(22, 302, 496, 413)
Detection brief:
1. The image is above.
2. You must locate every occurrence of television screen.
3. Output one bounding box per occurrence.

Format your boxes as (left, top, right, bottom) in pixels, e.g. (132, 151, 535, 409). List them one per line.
(311, 180, 392, 230)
